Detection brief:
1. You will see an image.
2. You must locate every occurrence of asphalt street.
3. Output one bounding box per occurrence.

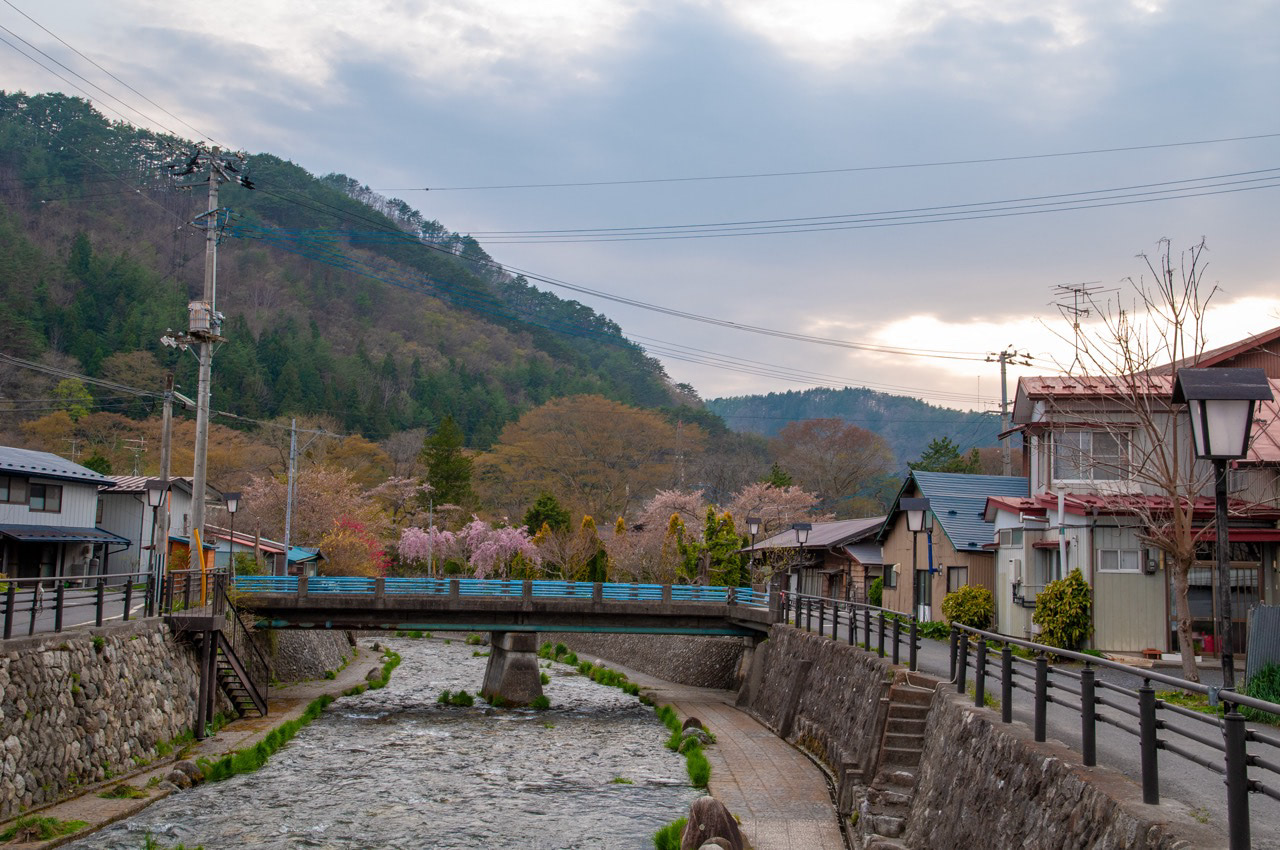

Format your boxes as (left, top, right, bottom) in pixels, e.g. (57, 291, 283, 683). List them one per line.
(1, 587, 147, 638)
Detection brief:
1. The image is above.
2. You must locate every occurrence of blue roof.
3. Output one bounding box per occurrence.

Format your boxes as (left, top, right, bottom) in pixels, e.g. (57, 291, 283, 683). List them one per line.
(287, 546, 323, 563)
(0, 445, 110, 485)
(898, 471, 1029, 553)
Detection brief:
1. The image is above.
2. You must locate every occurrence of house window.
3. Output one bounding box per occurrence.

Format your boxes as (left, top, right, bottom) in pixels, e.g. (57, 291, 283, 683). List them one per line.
(29, 483, 63, 513)
(884, 564, 898, 589)
(1097, 548, 1142, 573)
(0, 476, 27, 504)
(1052, 430, 1129, 481)
(998, 528, 1024, 547)
(95, 497, 104, 524)
(947, 566, 968, 593)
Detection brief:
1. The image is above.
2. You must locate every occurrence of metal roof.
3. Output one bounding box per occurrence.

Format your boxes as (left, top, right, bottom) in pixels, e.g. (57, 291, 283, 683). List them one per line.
(843, 542, 884, 566)
(900, 471, 1029, 553)
(0, 524, 130, 545)
(0, 446, 110, 485)
(747, 516, 884, 551)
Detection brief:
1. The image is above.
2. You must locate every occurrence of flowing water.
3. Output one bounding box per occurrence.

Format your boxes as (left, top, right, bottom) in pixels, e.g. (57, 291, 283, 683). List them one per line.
(69, 637, 700, 850)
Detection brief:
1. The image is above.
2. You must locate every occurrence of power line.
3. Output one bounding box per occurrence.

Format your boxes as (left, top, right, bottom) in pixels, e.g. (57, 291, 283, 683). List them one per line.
(414, 132, 1280, 191)
(2, 0, 218, 143)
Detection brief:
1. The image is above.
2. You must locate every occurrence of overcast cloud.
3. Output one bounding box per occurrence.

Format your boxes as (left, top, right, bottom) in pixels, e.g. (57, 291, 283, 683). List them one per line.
(3, 1, 1278, 411)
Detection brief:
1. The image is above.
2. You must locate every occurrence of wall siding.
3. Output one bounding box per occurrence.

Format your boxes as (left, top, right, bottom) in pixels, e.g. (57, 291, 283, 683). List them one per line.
(1094, 570, 1167, 652)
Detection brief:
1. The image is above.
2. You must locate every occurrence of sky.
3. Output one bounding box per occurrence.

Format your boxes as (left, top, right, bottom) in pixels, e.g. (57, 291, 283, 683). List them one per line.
(3, 1, 1279, 414)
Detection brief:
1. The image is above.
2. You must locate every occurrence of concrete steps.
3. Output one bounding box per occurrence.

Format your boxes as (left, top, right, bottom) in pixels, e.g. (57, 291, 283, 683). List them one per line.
(856, 683, 934, 847)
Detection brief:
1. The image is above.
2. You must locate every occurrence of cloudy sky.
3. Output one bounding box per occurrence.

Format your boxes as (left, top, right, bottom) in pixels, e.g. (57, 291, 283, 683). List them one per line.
(3, 1, 1279, 412)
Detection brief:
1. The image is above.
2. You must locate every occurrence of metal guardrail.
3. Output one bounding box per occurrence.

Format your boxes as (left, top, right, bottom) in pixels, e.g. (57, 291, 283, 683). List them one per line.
(784, 591, 922, 672)
(1, 571, 153, 639)
(214, 579, 271, 710)
(232, 575, 773, 608)
(950, 622, 1280, 850)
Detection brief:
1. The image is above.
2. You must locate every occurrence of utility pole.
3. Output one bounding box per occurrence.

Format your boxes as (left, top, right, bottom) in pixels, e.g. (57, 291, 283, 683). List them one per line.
(987, 347, 1033, 476)
(165, 145, 252, 571)
(282, 418, 297, 577)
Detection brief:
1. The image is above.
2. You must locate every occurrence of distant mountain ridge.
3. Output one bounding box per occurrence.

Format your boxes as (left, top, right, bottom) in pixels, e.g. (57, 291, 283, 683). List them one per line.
(706, 386, 999, 469)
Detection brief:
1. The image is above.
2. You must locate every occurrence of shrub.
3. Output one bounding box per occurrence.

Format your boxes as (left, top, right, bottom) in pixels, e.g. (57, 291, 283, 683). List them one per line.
(1244, 664, 1280, 724)
(465, 633, 484, 645)
(917, 620, 950, 640)
(531, 694, 551, 710)
(868, 577, 883, 607)
(685, 746, 710, 787)
(1031, 568, 1093, 651)
(652, 817, 687, 850)
(0, 816, 88, 842)
(540, 672, 551, 685)
(940, 585, 994, 631)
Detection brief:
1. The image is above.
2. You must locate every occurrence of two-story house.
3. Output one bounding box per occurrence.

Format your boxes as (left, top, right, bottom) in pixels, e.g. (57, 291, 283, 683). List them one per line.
(0, 446, 130, 580)
(995, 327, 1280, 655)
(879, 471, 1029, 621)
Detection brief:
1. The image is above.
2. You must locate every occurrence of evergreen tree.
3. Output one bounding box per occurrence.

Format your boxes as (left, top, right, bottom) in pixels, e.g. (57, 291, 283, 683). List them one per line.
(523, 492, 571, 535)
(763, 462, 793, 488)
(419, 415, 473, 506)
(909, 437, 981, 474)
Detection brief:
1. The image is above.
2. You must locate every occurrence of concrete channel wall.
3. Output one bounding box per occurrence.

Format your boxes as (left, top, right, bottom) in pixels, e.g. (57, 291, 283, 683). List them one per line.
(552, 632, 746, 690)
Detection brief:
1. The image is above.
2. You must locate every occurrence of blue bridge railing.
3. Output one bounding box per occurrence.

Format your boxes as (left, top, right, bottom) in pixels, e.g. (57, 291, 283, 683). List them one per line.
(233, 575, 771, 607)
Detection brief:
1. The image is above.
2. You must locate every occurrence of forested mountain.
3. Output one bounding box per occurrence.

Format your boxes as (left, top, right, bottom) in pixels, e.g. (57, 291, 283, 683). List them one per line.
(706, 386, 999, 470)
(0, 92, 682, 447)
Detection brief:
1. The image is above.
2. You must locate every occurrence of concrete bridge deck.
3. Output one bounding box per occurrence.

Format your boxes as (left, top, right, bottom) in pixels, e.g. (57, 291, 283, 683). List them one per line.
(234, 576, 776, 636)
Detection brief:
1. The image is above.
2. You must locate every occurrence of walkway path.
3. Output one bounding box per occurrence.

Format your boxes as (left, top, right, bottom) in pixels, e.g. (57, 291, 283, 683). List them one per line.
(576, 653, 847, 850)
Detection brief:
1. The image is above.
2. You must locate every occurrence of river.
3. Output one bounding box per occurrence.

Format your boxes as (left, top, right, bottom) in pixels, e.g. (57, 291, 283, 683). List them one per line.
(68, 636, 701, 850)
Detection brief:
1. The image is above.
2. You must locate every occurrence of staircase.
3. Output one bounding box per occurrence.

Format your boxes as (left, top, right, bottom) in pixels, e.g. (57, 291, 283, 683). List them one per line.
(858, 683, 932, 848)
(215, 631, 268, 717)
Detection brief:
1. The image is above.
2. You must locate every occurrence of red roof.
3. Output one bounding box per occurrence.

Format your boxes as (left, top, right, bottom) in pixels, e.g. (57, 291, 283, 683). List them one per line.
(1022, 491, 1280, 521)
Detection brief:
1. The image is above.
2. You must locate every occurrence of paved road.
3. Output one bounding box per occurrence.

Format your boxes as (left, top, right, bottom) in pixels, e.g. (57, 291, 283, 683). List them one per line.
(2, 587, 148, 638)
(801, 610, 1280, 846)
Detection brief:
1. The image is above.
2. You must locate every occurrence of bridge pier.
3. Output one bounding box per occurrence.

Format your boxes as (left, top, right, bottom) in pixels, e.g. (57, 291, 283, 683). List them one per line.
(481, 631, 543, 706)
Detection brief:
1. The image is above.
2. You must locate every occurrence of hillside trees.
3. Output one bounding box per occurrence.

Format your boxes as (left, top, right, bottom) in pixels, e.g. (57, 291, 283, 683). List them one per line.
(474, 395, 703, 520)
(909, 437, 981, 473)
(770, 419, 894, 516)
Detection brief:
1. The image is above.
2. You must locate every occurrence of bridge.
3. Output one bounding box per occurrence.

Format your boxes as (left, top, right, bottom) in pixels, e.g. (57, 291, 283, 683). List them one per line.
(233, 576, 778, 636)
(233, 576, 779, 708)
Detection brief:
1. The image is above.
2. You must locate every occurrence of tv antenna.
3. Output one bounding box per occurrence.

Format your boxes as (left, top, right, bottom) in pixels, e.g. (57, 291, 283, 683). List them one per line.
(1052, 282, 1114, 372)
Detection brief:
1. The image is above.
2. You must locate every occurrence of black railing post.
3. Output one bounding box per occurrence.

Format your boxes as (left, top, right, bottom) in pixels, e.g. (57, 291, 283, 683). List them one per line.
(877, 613, 886, 657)
(27, 584, 37, 636)
(1224, 707, 1251, 850)
(957, 636, 968, 695)
(949, 626, 958, 680)
(54, 582, 65, 632)
(95, 578, 105, 627)
(123, 580, 134, 623)
(3, 583, 14, 639)
(1081, 665, 1096, 766)
(862, 607, 870, 648)
(974, 639, 987, 708)
(892, 617, 901, 666)
(1033, 656, 1048, 742)
(1001, 645, 1013, 724)
(817, 599, 824, 636)
(831, 605, 839, 640)
(164, 574, 173, 614)
(1138, 681, 1159, 805)
(182, 574, 192, 611)
(909, 618, 918, 672)
(847, 606, 856, 646)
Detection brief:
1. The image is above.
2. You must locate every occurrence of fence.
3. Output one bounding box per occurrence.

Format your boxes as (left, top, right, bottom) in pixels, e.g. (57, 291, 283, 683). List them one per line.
(950, 622, 1280, 850)
(1, 571, 152, 639)
(784, 591, 921, 671)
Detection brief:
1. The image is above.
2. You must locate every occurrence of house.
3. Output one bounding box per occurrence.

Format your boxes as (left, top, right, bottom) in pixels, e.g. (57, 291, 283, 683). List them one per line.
(879, 471, 1030, 621)
(204, 525, 324, 577)
(97, 476, 224, 574)
(0, 446, 130, 580)
(745, 517, 885, 601)
(996, 328, 1280, 654)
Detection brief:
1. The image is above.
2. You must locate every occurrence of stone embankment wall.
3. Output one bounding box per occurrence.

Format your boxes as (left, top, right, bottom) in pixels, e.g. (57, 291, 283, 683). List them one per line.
(0, 620, 220, 819)
(255, 629, 353, 682)
(552, 633, 745, 689)
(903, 689, 1219, 849)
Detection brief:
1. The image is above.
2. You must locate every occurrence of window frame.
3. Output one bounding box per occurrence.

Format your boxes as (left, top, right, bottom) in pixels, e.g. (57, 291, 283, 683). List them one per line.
(946, 565, 969, 593)
(28, 482, 63, 513)
(1051, 428, 1131, 482)
(1096, 547, 1143, 573)
(884, 564, 898, 589)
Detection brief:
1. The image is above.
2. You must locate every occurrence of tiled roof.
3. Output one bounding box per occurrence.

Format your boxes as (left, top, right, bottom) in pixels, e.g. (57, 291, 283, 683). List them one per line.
(906, 471, 1029, 552)
(1147, 324, 1280, 373)
(0, 445, 110, 485)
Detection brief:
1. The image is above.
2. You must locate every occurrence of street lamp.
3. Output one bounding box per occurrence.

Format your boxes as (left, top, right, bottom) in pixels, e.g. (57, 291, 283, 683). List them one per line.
(745, 516, 762, 583)
(902, 497, 932, 619)
(145, 479, 168, 614)
(1173, 367, 1273, 689)
(223, 492, 241, 579)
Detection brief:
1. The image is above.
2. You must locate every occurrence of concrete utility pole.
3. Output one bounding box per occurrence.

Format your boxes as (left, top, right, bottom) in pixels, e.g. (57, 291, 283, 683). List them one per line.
(987, 347, 1032, 476)
(282, 418, 297, 576)
(164, 145, 252, 571)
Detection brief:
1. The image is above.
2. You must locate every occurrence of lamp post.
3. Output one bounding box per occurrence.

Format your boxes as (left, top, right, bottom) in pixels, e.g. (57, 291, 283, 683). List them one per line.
(145, 479, 168, 614)
(1173, 368, 1273, 690)
(746, 516, 761, 586)
(223, 492, 241, 579)
(902, 497, 932, 619)
(791, 522, 811, 595)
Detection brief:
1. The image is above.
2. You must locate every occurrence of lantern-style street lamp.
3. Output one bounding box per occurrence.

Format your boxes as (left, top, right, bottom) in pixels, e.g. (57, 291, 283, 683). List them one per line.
(223, 492, 241, 579)
(901, 497, 932, 618)
(1173, 367, 1273, 690)
(145, 479, 168, 614)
